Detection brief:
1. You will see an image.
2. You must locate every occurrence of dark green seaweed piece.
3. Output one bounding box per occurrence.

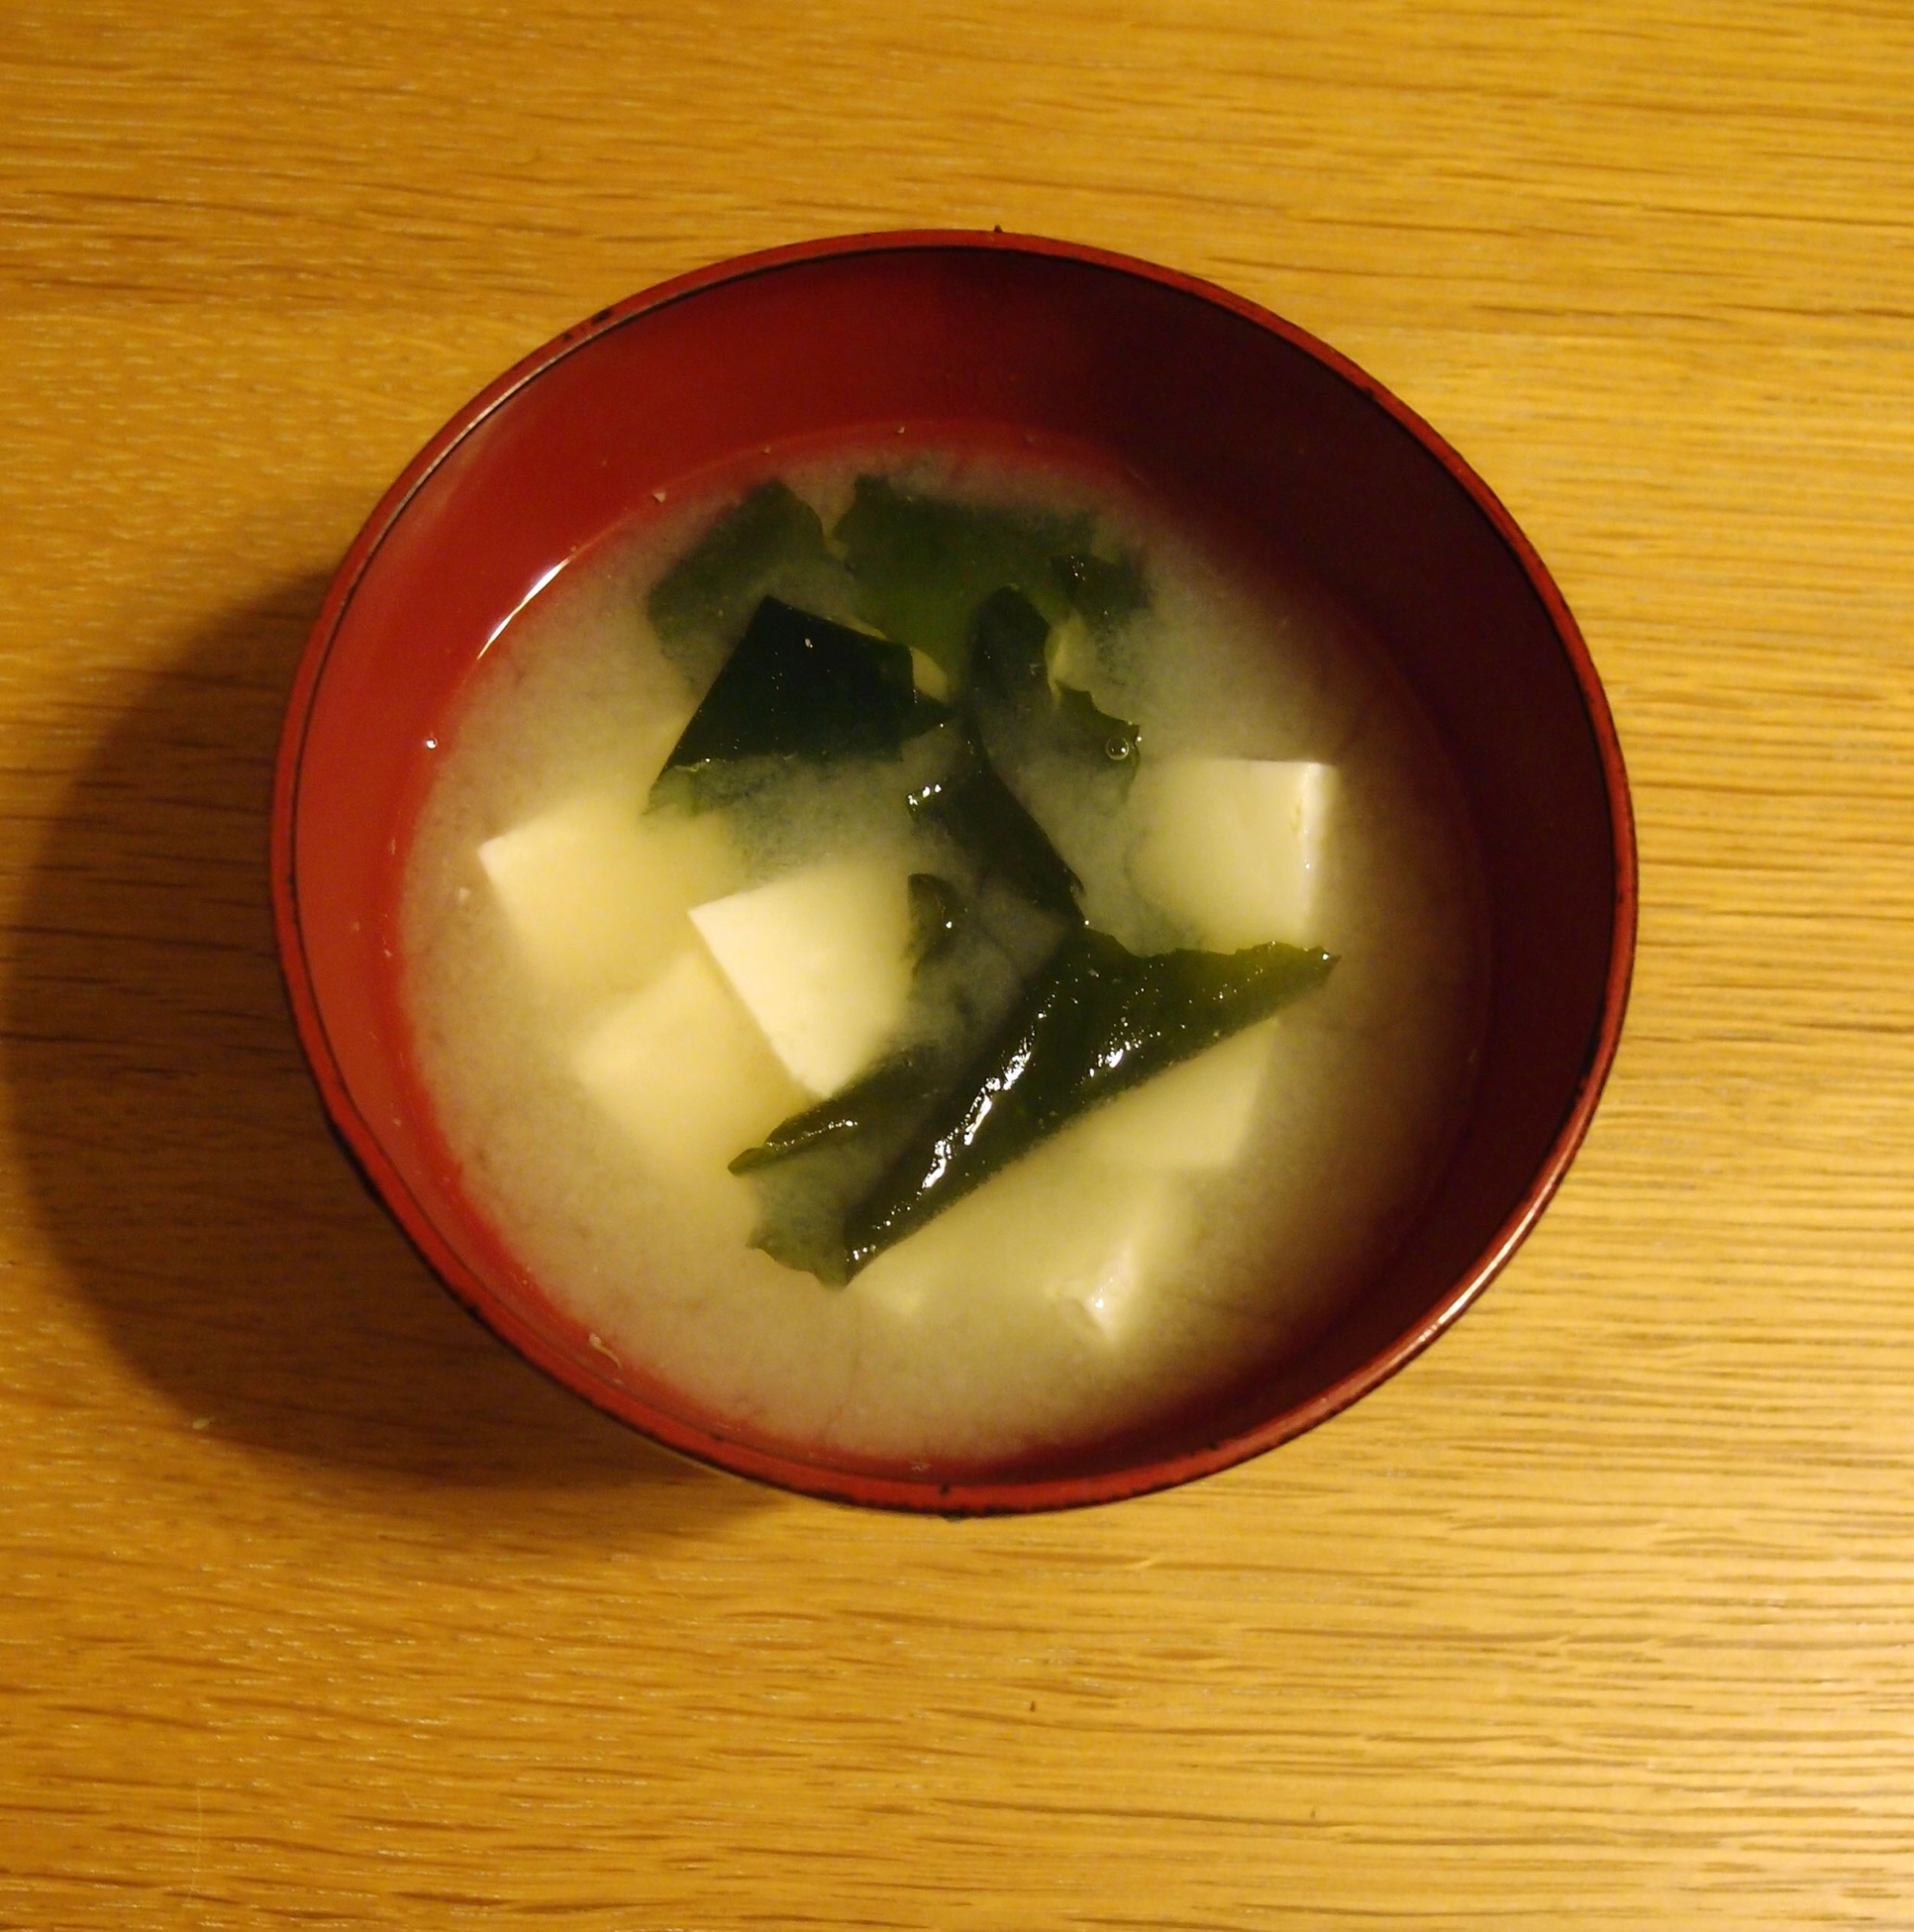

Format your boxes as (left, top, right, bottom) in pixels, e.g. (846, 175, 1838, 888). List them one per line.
(730, 875, 1078, 1285)
(656, 598, 950, 791)
(646, 480, 846, 647)
(834, 475, 1088, 682)
(729, 1053, 940, 1176)
(841, 929, 1335, 1275)
(969, 583, 1051, 699)
(907, 729, 1082, 923)
(907, 872, 965, 963)
(1053, 548, 1147, 636)
(1055, 684, 1141, 769)
(746, 1184, 858, 1286)
(735, 1053, 955, 1284)
(969, 586, 1142, 780)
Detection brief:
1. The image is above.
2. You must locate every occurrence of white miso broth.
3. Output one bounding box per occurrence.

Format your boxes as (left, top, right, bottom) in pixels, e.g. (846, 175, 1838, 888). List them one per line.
(400, 443, 1489, 1470)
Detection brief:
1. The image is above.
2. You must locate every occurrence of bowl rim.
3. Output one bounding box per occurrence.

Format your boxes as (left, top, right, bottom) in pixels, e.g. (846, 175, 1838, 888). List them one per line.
(271, 228, 1638, 1515)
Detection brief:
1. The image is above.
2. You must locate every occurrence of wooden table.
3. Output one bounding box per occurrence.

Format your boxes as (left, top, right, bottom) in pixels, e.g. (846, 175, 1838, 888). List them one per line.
(5, 4, 1911, 1924)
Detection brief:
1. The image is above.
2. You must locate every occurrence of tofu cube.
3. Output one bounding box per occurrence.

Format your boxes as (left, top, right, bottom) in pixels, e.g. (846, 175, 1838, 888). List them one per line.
(1128, 758, 1333, 950)
(1043, 1168, 1194, 1342)
(688, 858, 915, 1095)
(1069, 1018, 1278, 1170)
(854, 1137, 1193, 1344)
(571, 946, 809, 1183)
(478, 793, 740, 1002)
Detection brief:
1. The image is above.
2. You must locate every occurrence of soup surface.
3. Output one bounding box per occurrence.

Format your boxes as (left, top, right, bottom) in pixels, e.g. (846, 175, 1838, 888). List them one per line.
(400, 440, 1488, 1471)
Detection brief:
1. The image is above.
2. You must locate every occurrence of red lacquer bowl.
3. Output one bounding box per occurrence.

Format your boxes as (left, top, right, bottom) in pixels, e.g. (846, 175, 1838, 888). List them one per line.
(271, 233, 1635, 1513)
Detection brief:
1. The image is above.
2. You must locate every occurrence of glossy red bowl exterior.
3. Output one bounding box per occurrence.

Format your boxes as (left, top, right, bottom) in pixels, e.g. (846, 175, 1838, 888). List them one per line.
(271, 232, 1635, 1513)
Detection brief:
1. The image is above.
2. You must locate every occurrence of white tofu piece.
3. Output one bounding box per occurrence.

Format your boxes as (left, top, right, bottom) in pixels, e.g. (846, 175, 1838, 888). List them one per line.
(1068, 1018, 1278, 1170)
(688, 859, 915, 1095)
(1043, 1168, 1194, 1342)
(1043, 611, 1097, 691)
(908, 647, 951, 702)
(478, 793, 740, 1002)
(571, 946, 808, 1182)
(1128, 757, 1334, 950)
(855, 1130, 1193, 1345)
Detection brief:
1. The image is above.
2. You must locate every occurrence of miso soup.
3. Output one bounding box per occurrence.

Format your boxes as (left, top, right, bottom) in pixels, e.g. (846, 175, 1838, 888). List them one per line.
(400, 443, 1489, 1470)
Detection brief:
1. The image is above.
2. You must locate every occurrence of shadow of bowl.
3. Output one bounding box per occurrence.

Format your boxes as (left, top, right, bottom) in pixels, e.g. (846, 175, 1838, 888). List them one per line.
(6, 569, 767, 1526)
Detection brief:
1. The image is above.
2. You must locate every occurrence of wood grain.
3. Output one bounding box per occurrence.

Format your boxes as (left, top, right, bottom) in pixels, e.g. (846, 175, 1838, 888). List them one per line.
(4, 2, 1914, 1925)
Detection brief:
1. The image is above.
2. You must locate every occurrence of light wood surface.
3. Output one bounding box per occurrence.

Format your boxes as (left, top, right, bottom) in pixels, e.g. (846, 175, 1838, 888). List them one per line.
(5, 3, 1913, 1925)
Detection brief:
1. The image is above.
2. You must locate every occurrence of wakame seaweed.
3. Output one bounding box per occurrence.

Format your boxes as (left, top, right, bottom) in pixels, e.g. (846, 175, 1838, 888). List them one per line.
(907, 872, 965, 963)
(728, 1052, 941, 1176)
(834, 475, 1089, 681)
(970, 586, 1141, 777)
(1054, 684, 1141, 770)
(645, 480, 851, 649)
(969, 583, 1052, 698)
(731, 925, 1333, 1286)
(907, 729, 1083, 923)
(634, 469, 1328, 1289)
(840, 930, 1335, 1276)
(655, 597, 949, 790)
(731, 1050, 957, 1285)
